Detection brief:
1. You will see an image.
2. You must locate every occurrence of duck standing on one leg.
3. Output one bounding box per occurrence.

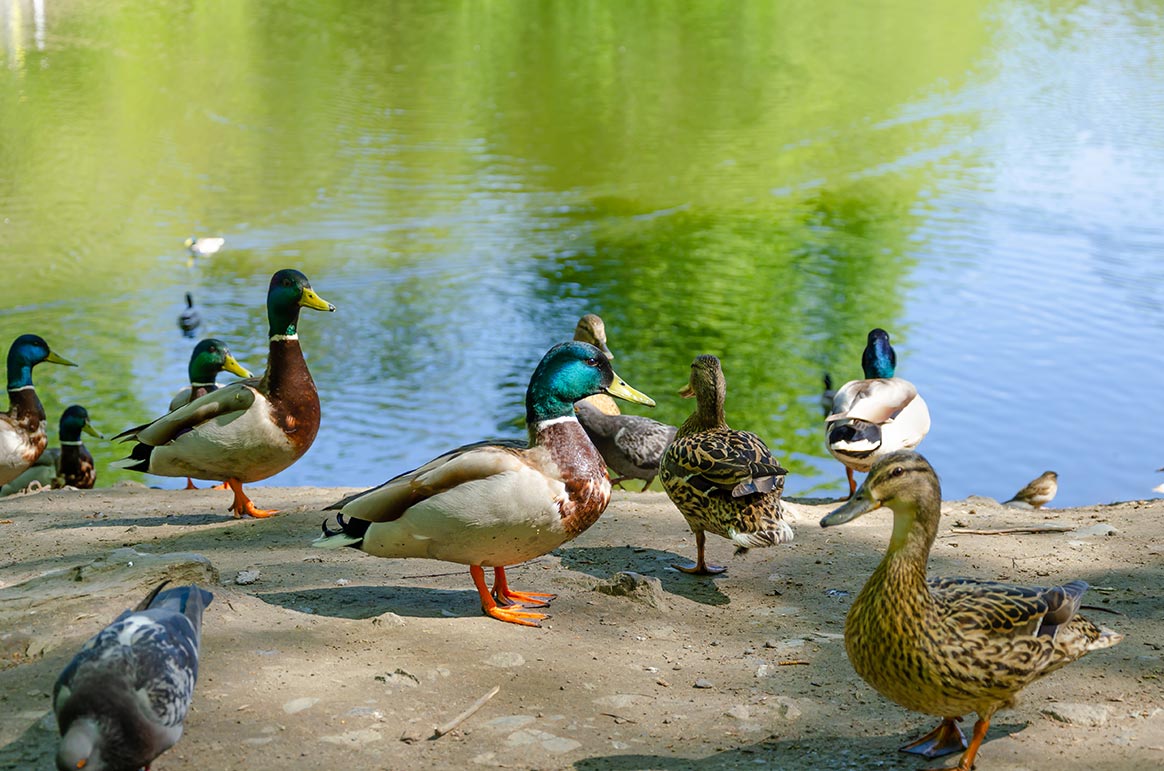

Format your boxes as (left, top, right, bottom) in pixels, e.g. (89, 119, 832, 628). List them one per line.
(0, 335, 77, 487)
(660, 354, 793, 575)
(168, 338, 252, 490)
(314, 341, 655, 627)
(56, 405, 102, 489)
(820, 451, 1122, 771)
(114, 269, 334, 517)
(826, 328, 930, 498)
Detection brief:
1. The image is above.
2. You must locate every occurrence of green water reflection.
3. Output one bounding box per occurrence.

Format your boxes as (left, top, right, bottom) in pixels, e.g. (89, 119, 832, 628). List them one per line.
(2, 0, 988, 491)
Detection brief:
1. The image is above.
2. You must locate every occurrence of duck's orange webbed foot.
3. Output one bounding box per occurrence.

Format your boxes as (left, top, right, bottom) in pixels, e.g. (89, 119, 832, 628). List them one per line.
(211, 481, 229, 490)
(674, 531, 726, 575)
(492, 567, 555, 608)
(471, 565, 549, 627)
(900, 716, 967, 758)
(184, 478, 199, 490)
(226, 478, 278, 519)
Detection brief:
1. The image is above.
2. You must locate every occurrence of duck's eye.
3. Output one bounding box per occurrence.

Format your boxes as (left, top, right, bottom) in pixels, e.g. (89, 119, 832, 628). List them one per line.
(585, 357, 600, 367)
(890, 466, 906, 478)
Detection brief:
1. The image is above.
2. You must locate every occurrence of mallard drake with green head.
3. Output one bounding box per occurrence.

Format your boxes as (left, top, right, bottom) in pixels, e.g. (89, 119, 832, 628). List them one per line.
(0, 335, 77, 486)
(168, 338, 252, 491)
(826, 328, 930, 496)
(114, 269, 334, 517)
(572, 314, 620, 416)
(660, 354, 793, 575)
(820, 451, 1122, 771)
(57, 405, 102, 489)
(314, 341, 655, 627)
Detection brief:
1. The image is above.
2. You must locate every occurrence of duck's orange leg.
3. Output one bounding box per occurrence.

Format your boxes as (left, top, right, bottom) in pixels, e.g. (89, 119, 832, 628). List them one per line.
(954, 718, 990, 771)
(184, 477, 199, 490)
(470, 565, 547, 627)
(211, 481, 229, 490)
(226, 478, 277, 519)
(900, 716, 967, 758)
(675, 531, 726, 575)
(846, 467, 857, 498)
(492, 566, 555, 608)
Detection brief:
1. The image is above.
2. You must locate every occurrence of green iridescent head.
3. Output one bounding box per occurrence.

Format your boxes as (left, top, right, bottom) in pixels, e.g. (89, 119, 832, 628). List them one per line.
(525, 341, 654, 424)
(59, 405, 102, 442)
(6, 334, 77, 390)
(188, 338, 252, 384)
(266, 269, 336, 338)
(861, 328, 897, 379)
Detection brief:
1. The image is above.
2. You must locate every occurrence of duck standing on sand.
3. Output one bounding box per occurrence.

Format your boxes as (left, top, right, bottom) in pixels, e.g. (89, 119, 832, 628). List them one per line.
(826, 328, 930, 497)
(660, 354, 793, 574)
(570, 313, 676, 490)
(168, 338, 252, 490)
(1, 335, 77, 486)
(820, 451, 1121, 771)
(57, 405, 102, 489)
(314, 341, 655, 627)
(114, 269, 334, 517)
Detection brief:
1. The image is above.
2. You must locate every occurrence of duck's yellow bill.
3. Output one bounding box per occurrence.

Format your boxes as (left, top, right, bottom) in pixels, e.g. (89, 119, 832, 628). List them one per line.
(45, 351, 78, 367)
(300, 287, 336, 312)
(223, 354, 252, 379)
(83, 421, 103, 439)
(605, 374, 655, 407)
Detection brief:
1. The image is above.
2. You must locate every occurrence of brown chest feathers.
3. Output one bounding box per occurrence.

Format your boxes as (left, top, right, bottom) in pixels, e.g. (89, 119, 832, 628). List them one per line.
(532, 418, 612, 538)
(6, 388, 47, 460)
(261, 339, 321, 454)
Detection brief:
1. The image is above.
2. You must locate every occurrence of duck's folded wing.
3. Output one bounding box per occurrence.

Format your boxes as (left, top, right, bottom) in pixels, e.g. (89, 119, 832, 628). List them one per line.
(115, 382, 257, 446)
(669, 431, 786, 496)
(931, 577, 1088, 637)
(614, 418, 676, 467)
(827, 378, 918, 425)
(329, 440, 528, 523)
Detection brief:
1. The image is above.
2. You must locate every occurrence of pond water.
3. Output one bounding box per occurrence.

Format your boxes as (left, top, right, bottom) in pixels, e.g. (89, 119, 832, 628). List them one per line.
(3, 0, 1163, 507)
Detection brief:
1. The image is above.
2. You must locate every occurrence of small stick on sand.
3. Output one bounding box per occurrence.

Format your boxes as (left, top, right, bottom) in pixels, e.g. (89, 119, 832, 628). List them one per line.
(778, 660, 811, 666)
(432, 685, 501, 739)
(942, 524, 1074, 537)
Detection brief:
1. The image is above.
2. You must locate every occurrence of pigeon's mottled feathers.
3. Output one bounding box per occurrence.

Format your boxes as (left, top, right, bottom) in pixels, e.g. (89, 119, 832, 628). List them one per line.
(53, 582, 212, 771)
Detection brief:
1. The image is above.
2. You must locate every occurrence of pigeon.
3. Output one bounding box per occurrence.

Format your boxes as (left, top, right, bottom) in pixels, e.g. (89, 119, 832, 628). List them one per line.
(54, 582, 213, 771)
(1003, 470, 1058, 509)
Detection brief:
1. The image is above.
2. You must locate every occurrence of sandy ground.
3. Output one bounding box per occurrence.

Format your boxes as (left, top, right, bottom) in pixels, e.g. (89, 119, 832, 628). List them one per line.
(0, 483, 1161, 771)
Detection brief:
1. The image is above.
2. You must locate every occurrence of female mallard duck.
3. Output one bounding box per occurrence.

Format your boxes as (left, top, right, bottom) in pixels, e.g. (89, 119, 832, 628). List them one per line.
(660, 354, 793, 574)
(178, 292, 201, 338)
(184, 236, 225, 259)
(1, 335, 77, 486)
(820, 451, 1122, 771)
(168, 338, 252, 490)
(114, 269, 334, 518)
(314, 341, 655, 627)
(575, 401, 676, 490)
(572, 314, 620, 416)
(826, 328, 930, 497)
(57, 405, 102, 489)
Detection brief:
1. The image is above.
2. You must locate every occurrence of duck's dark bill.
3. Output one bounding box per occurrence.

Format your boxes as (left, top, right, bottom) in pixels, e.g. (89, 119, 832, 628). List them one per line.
(820, 491, 881, 527)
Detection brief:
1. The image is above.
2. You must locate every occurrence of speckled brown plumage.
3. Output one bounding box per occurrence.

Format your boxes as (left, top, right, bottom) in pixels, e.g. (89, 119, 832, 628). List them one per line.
(822, 451, 1122, 770)
(660, 355, 792, 574)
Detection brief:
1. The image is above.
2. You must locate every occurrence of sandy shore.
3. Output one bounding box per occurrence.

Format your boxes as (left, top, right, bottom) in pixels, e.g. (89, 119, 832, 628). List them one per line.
(1, 484, 1161, 770)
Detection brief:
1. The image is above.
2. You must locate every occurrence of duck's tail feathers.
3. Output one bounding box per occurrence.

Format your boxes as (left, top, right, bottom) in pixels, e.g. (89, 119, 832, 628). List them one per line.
(313, 513, 369, 549)
(111, 443, 152, 472)
(729, 517, 795, 555)
(827, 420, 882, 458)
